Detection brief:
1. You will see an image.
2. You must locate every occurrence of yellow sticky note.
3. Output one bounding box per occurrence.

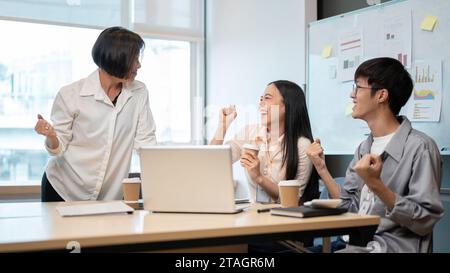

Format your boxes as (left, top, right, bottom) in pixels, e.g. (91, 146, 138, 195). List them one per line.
(321, 45, 332, 58)
(421, 15, 438, 31)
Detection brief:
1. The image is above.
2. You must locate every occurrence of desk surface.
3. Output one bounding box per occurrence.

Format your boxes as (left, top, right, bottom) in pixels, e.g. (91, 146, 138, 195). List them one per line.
(0, 201, 380, 252)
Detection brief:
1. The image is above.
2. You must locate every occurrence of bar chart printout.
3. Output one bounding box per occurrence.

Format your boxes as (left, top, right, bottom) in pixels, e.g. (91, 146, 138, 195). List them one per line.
(406, 60, 442, 122)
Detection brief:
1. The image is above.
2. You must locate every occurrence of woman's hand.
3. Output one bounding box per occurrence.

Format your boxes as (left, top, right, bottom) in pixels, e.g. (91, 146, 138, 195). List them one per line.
(240, 150, 262, 184)
(34, 114, 56, 138)
(209, 105, 237, 145)
(306, 138, 327, 173)
(220, 105, 237, 130)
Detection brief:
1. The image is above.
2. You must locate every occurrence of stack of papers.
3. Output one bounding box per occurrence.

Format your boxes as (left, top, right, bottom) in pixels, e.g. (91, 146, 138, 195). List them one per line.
(56, 201, 134, 217)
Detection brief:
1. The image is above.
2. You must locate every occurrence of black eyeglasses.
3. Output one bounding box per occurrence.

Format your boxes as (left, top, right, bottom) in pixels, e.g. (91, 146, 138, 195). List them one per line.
(352, 83, 382, 94)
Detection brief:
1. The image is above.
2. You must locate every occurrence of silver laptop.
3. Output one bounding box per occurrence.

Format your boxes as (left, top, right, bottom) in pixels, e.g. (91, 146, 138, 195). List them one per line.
(139, 145, 249, 214)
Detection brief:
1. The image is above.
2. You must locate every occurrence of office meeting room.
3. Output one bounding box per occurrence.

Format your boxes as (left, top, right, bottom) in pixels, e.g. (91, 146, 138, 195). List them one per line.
(0, 0, 449, 266)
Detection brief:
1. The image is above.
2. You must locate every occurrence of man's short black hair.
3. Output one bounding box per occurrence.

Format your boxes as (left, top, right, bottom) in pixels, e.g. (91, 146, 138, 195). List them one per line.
(92, 26, 144, 79)
(355, 57, 413, 115)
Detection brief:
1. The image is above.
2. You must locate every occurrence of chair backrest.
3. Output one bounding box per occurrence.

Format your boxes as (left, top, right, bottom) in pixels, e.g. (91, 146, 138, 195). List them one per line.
(319, 177, 345, 199)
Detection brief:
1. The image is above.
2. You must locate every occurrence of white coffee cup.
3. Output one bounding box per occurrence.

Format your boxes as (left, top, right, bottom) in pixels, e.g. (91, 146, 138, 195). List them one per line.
(242, 143, 259, 157)
(122, 177, 141, 203)
(278, 180, 301, 207)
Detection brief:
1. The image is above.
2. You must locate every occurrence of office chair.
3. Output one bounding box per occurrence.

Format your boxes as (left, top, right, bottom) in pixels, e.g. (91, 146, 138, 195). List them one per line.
(319, 177, 345, 199)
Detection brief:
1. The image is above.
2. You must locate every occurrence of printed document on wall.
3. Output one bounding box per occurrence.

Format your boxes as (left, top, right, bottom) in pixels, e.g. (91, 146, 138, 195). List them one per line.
(406, 60, 442, 122)
(380, 10, 412, 68)
(338, 29, 363, 82)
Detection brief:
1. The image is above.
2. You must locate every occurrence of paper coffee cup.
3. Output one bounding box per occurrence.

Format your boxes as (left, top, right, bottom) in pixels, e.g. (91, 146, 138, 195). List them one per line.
(124, 201, 140, 210)
(122, 177, 141, 202)
(243, 143, 259, 157)
(278, 180, 301, 207)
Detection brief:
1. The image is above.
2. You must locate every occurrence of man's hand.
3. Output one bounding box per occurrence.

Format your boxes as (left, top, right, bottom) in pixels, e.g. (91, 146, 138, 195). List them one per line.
(354, 154, 397, 210)
(354, 154, 383, 190)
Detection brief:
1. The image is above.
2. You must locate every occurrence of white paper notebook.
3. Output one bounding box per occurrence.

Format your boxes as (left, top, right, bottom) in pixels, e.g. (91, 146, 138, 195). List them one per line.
(56, 201, 134, 217)
(303, 199, 342, 209)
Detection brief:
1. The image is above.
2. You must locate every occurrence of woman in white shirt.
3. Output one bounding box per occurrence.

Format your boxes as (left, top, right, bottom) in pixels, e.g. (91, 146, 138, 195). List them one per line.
(35, 27, 157, 202)
(210, 80, 318, 204)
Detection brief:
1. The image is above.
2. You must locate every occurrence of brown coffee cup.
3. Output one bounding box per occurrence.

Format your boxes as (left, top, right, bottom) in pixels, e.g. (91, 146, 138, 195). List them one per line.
(278, 180, 301, 207)
(122, 177, 141, 203)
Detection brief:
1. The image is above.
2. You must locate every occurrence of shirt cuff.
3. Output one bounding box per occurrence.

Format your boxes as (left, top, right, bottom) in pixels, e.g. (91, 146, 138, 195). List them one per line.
(45, 141, 62, 156)
(384, 193, 413, 225)
(384, 193, 398, 215)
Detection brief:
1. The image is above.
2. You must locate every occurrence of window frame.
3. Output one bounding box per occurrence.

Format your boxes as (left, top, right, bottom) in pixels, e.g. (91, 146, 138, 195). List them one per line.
(0, 0, 205, 192)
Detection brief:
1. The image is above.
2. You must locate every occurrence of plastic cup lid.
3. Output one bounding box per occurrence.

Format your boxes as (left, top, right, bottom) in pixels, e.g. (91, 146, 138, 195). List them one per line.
(122, 177, 141, 184)
(243, 143, 259, 151)
(278, 180, 301, 187)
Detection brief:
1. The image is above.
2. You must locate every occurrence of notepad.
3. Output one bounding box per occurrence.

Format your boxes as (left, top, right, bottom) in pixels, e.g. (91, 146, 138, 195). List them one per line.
(270, 206, 347, 218)
(304, 199, 342, 209)
(56, 201, 134, 217)
(321, 45, 332, 58)
(421, 15, 438, 32)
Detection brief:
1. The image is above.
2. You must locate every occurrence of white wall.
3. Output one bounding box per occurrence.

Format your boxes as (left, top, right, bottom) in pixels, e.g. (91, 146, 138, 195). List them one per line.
(205, 0, 317, 198)
(206, 0, 317, 135)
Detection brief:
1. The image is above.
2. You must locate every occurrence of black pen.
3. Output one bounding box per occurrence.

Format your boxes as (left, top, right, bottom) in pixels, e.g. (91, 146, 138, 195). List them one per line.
(257, 208, 271, 213)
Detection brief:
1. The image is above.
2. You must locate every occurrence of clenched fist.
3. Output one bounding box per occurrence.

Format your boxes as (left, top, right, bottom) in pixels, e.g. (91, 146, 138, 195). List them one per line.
(306, 138, 326, 172)
(220, 105, 237, 129)
(34, 114, 56, 138)
(353, 154, 383, 189)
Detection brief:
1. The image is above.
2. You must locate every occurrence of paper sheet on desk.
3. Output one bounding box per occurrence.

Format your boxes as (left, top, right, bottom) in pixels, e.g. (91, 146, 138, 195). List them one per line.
(56, 201, 134, 217)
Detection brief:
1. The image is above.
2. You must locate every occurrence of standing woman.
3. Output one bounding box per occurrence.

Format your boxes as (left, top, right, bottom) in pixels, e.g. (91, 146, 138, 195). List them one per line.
(35, 27, 157, 201)
(211, 81, 318, 204)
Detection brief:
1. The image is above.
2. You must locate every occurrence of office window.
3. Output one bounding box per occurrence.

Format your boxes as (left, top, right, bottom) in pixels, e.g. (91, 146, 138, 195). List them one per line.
(137, 38, 191, 143)
(0, 0, 122, 27)
(0, 19, 195, 186)
(133, 0, 203, 38)
(0, 20, 99, 186)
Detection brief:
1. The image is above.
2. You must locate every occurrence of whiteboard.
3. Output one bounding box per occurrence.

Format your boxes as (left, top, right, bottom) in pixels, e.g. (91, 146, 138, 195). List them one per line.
(307, 0, 450, 155)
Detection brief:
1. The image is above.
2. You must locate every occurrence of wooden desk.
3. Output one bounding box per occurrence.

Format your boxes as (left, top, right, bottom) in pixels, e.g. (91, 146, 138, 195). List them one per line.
(0, 202, 379, 252)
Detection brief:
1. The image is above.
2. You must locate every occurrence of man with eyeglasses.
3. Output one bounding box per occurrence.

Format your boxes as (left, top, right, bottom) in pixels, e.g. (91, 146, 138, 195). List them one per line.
(307, 57, 443, 253)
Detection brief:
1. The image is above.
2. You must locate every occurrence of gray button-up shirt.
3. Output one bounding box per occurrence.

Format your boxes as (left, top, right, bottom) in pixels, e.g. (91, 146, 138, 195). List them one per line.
(339, 116, 444, 252)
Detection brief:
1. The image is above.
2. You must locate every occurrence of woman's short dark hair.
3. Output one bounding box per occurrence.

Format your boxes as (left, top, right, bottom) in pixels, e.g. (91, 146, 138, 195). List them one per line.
(92, 26, 144, 79)
(354, 57, 413, 115)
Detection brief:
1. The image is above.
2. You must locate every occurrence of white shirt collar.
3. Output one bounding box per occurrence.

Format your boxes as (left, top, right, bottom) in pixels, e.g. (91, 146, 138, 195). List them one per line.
(80, 69, 143, 97)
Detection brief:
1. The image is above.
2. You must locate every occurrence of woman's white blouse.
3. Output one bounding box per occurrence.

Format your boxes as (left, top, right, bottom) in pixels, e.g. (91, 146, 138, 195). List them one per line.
(226, 124, 312, 203)
(45, 70, 156, 201)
